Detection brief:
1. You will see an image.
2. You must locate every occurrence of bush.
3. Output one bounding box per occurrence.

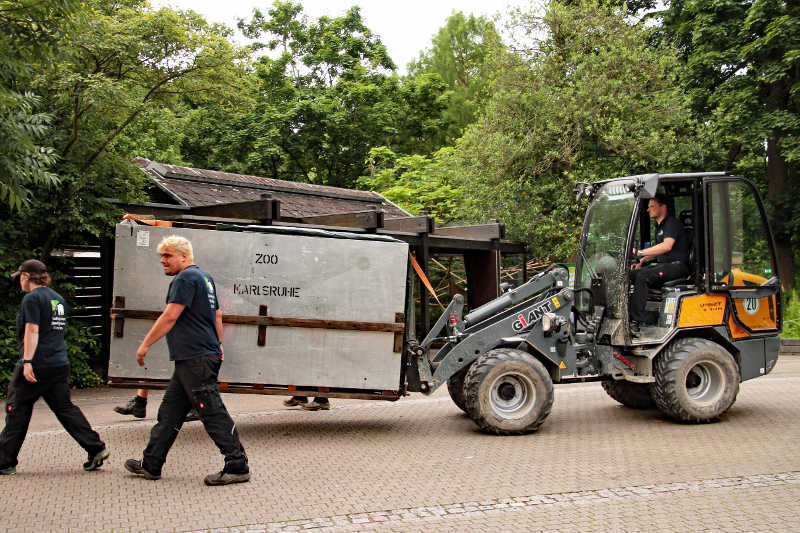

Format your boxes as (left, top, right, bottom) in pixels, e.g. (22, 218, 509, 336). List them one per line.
(782, 292, 800, 339)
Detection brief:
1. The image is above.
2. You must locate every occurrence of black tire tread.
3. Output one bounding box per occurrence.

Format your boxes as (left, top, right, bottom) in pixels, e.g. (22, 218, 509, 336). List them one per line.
(601, 380, 654, 409)
(446, 364, 470, 413)
(463, 347, 554, 435)
(652, 337, 740, 423)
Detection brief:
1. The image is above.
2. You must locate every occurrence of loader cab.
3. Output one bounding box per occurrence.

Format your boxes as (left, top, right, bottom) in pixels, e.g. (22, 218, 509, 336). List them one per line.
(575, 173, 781, 350)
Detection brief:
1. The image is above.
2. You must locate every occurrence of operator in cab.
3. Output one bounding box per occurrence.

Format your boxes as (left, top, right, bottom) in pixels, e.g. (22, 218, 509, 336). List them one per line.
(629, 193, 690, 333)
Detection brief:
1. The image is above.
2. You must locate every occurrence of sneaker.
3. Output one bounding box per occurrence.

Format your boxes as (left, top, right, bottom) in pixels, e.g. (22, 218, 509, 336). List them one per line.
(0, 465, 15, 475)
(302, 401, 331, 411)
(204, 470, 250, 486)
(83, 447, 110, 471)
(184, 408, 200, 422)
(283, 397, 308, 407)
(114, 396, 146, 418)
(124, 459, 161, 480)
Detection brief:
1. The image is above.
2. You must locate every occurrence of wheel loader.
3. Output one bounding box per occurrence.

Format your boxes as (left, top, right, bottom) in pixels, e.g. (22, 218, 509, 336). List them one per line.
(408, 172, 782, 434)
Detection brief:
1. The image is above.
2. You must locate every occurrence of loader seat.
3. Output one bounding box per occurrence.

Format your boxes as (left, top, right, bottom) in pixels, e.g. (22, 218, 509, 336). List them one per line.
(662, 209, 695, 287)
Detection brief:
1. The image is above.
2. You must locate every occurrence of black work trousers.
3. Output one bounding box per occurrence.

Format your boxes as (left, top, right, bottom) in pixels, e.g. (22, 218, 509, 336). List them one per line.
(142, 354, 247, 476)
(630, 261, 689, 323)
(0, 364, 105, 468)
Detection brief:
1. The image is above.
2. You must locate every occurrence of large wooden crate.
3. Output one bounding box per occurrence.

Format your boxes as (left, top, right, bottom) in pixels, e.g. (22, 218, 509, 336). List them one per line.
(108, 223, 408, 396)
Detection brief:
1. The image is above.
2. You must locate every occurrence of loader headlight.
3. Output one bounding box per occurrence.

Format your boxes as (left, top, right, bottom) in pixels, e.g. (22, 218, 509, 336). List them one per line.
(541, 312, 557, 334)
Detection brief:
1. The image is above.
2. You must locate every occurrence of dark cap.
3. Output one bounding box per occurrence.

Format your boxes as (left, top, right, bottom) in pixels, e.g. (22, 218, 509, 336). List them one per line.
(11, 259, 48, 278)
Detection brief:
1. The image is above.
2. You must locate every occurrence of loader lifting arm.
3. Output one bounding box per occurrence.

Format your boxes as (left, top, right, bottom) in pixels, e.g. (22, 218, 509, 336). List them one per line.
(408, 265, 576, 394)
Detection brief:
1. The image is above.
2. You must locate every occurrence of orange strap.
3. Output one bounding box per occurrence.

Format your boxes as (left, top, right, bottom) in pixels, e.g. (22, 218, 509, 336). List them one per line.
(123, 214, 173, 227)
(409, 253, 445, 311)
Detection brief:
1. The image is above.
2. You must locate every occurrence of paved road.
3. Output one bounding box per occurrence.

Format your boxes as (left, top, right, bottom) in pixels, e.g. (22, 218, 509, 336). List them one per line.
(1, 357, 799, 533)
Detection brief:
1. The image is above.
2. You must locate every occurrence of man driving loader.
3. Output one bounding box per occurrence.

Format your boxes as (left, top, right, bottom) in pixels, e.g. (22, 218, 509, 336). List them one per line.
(629, 193, 690, 334)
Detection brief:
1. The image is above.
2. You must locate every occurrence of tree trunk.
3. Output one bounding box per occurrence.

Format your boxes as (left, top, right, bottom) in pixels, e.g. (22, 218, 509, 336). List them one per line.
(766, 133, 793, 293)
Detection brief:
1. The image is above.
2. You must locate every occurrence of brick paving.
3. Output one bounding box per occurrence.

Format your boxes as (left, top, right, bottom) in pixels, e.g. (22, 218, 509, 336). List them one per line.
(217, 472, 800, 532)
(1, 357, 798, 533)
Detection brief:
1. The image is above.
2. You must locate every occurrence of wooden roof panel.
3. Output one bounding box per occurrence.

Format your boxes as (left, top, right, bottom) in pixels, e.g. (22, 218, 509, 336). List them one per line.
(134, 157, 409, 219)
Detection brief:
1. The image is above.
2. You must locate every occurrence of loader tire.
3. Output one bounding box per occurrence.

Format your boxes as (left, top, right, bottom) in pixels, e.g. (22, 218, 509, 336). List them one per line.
(447, 364, 470, 413)
(463, 348, 553, 435)
(601, 380, 654, 409)
(652, 338, 740, 423)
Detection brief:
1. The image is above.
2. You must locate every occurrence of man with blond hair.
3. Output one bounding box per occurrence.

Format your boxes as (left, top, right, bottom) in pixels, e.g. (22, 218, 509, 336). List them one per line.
(124, 235, 249, 485)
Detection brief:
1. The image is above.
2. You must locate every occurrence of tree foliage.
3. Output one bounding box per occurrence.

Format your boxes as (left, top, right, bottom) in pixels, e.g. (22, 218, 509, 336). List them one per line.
(450, 1, 699, 261)
(0, 0, 77, 209)
(408, 12, 501, 141)
(658, 0, 800, 290)
(359, 146, 468, 224)
(203, 1, 452, 188)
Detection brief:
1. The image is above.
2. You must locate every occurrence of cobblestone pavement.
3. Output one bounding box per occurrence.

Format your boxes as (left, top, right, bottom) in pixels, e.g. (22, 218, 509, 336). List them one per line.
(1, 357, 798, 533)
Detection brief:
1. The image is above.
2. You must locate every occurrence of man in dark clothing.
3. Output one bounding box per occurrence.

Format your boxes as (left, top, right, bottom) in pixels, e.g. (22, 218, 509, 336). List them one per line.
(629, 194, 690, 329)
(0, 259, 109, 475)
(124, 236, 249, 485)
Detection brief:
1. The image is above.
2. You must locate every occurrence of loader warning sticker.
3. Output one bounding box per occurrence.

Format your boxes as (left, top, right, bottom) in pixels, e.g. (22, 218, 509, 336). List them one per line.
(136, 230, 150, 247)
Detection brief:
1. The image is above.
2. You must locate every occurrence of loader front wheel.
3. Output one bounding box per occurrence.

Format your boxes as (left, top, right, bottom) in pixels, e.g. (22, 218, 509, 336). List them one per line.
(652, 338, 740, 423)
(463, 348, 554, 435)
(447, 364, 470, 413)
(601, 380, 654, 409)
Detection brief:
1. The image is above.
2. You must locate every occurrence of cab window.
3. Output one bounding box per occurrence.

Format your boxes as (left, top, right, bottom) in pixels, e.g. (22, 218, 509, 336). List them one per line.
(708, 180, 776, 288)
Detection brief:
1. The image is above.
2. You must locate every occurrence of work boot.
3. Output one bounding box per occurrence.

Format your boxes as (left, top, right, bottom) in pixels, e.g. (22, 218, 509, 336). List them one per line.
(204, 470, 250, 486)
(302, 399, 331, 411)
(83, 447, 110, 471)
(184, 408, 200, 422)
(0, 465, 15, 475)
(124, 459, 161, 480)
(114, 395, 146, 418)
(283, 396, 308, 407)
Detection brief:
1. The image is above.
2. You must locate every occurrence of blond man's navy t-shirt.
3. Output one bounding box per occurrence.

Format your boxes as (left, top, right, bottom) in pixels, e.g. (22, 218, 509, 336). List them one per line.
(164, 265, 221, 361)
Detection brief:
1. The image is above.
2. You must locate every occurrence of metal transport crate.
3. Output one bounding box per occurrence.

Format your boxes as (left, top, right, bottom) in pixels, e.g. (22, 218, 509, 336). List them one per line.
(108, 222, 409, 398)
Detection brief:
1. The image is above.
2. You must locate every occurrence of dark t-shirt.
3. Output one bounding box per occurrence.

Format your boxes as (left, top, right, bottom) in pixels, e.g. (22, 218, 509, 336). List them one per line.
(165, 265, 221, 361)
(16, 287, 68, 368)
(654, 215, 690, 265)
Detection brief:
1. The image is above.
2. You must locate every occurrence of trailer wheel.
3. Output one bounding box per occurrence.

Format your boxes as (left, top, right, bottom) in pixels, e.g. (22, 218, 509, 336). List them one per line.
(601, 380, 654, 409)
(652, 338, 740, 423)
(447, 364, 470, 413)
(463, 348, 554, 435)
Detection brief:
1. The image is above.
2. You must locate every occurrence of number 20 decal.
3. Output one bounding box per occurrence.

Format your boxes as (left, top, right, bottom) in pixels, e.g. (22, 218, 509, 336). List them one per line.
(743, 298, 760, 315)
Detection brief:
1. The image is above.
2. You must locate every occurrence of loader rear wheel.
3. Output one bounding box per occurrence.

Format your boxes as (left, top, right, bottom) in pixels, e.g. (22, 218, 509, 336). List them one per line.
(652, 338, 740, 423)
(601, 380, 654, 409)
(463, 348, 553, 435)
(447, 364, 470, 413)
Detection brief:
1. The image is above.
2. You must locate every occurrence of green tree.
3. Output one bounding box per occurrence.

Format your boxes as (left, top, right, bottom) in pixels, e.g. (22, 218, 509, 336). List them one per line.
(408, 12, 501, 140)
(658, 0, 800, 291)
(359, 146, 468, 224)
(0, 0, 78, 209)
(228, 1, 450, 188)
(452, 1, 700, 261)
(15, 0, 248, 257)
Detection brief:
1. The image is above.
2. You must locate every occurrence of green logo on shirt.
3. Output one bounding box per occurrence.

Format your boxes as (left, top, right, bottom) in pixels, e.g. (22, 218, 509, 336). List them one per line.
(51, 300, 64, 315)
(204, 276, 214, 294)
